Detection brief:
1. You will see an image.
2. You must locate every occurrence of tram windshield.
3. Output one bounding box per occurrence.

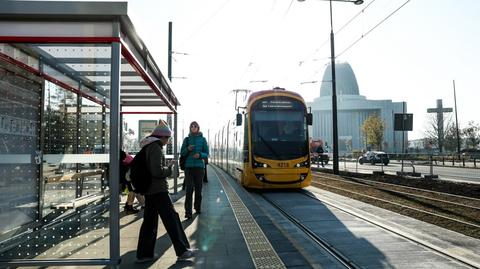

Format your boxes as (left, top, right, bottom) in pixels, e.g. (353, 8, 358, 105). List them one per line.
(251, 96, 308, 160)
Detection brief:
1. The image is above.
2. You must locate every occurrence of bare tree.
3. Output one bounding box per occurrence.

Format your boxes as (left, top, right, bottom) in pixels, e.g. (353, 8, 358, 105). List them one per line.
(423, 114, 456, 152)
(462, 121, 480, 149)
(444, 123, 460, 153)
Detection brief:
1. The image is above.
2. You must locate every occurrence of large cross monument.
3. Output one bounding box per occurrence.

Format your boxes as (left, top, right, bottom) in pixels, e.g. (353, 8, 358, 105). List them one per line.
(427, 99, 453, 152)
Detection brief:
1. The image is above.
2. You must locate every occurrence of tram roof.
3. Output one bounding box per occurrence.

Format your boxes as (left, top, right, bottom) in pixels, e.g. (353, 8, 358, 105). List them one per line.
(247, 88, 305, 104)
(0, 1, 179, 112)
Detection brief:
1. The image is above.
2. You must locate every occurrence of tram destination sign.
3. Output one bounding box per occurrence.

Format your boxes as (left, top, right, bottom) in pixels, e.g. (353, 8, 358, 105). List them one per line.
(260, 100, 293, 109)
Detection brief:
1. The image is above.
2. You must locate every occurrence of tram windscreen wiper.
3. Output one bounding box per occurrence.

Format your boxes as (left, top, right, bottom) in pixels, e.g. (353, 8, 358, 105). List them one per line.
(257, 132, 280, 158)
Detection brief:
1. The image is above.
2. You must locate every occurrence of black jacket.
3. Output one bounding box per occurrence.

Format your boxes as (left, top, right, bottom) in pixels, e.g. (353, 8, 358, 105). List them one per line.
(144, 140, 172, 194)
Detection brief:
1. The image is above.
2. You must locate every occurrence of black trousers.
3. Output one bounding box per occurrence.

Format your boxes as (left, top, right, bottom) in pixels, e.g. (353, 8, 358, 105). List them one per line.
(137, 192, 190, 258)
(184, 167, 205, 215)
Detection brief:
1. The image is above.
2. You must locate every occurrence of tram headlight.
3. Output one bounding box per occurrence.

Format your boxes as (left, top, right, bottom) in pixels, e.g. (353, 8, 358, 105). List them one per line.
(253, 161, 269, 168)
(296, 160, 310, 167)
(255, 174, 266, 181)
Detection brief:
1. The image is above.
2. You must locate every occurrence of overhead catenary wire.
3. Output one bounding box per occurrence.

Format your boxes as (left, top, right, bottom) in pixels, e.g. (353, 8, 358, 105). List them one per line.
(283, 0, 295, 18)
(234, 0, 292, 89)
(176, 0, 233, 50)
(335, 0, 377, 34)
(336, 0, 412, 58)
(300, 0, 413, 84)
(297, 0, 377, 67)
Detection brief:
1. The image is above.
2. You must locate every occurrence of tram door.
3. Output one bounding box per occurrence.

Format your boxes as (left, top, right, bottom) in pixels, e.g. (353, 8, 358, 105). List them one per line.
(0, 65, 42, 238)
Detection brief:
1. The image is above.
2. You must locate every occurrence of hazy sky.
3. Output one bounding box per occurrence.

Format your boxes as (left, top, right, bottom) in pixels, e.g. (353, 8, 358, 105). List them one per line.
(122, 0, 480, 140)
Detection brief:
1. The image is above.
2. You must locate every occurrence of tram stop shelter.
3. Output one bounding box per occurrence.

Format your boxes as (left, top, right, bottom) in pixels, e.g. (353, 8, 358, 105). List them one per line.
(0, 1, 180, 267)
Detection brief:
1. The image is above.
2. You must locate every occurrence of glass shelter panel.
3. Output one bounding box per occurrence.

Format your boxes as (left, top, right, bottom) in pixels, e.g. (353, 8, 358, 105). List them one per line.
(0, 43, 112, 261)
(0, 60, 42, 240)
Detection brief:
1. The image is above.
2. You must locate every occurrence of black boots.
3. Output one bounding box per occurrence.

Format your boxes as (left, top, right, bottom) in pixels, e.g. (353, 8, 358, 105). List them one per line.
(124, 204, 139, 214)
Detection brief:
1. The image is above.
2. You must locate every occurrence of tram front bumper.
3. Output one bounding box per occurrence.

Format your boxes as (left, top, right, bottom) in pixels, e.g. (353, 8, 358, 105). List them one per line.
(254, 169, 310, 184)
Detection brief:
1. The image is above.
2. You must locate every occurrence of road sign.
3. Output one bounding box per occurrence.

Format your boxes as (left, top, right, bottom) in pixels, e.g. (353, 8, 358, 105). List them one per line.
(394, 113, 413, 131)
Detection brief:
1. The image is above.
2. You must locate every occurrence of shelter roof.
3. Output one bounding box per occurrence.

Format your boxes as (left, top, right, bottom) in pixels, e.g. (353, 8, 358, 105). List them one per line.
(0, 1, 179, 112)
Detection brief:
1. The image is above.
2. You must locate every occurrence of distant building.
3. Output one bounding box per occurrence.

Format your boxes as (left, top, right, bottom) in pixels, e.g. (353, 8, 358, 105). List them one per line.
(308, 62, 407, 153)
(408, 138, 437, 153)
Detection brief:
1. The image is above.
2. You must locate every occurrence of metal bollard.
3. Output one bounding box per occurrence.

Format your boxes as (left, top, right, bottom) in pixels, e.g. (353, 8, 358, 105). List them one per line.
(429, 154, 433, 176)
(355, 157, 358, 173)
(381, 156, 384, 172)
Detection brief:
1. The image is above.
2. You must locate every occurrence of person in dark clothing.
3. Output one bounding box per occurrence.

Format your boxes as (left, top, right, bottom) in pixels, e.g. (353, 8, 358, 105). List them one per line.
(136, 120, 196, 263)
(120, 150, 139, 214)
(316, 145, 325, 167)
(180, 121, 209, 219)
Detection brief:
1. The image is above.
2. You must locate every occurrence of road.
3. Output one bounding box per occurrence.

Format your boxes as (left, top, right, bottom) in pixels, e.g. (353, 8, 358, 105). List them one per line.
(315, 160, 480, 184)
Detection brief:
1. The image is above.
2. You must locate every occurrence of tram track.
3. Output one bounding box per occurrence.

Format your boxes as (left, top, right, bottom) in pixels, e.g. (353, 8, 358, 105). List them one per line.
(261, 190, 480, 269)
(210, 164, 479, 268)
(314, 171, 480, 207)
(260, 193, 360, 269)
(311, 171, 480, 239)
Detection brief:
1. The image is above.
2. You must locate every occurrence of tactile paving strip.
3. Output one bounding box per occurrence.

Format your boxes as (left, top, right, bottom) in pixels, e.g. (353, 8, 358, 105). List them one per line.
(213, 167, 286, 269)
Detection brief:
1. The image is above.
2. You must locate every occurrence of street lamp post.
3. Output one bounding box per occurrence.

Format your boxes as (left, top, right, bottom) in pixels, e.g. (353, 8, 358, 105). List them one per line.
(298, 0, 363, 175)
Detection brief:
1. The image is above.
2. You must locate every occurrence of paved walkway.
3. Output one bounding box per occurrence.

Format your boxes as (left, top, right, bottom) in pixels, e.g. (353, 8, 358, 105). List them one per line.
(13, 166, 480, 268)
(115, 168, 252, 268)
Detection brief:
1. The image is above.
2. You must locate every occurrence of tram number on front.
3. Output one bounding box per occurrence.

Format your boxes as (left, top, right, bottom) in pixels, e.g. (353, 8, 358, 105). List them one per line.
(277, 162, 289, 168)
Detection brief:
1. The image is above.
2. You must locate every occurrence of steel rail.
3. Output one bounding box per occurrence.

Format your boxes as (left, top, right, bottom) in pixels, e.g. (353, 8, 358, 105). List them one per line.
(312, 172, 480, 211)
(260, 193, 360, 269)
(311, 180, 480, 229)
(301, 190, 480, 269)
(340, 173, 480, 202)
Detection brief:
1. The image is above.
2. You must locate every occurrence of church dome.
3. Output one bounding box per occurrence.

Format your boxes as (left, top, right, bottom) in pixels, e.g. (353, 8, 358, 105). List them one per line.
(320, 62, 359, 97)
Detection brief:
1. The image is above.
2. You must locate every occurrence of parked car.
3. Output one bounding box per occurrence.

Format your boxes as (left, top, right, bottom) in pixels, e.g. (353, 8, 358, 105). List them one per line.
(460, 148, 480, 160)
(358, 151, 389, 165)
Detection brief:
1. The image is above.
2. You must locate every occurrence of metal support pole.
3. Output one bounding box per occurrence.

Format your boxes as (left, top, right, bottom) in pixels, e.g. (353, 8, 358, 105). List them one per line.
(329, 0, 339, 175)
(167, 21, 179, 193)
(173, 109, 178, 194)
(108, 22, 121, 265)
(401, 102, 405, 173)
(453, 80, 461, 154)
(168, 21, 172, 82)
(297, 0, 363, 175)
(38, 59, 46, 221)
(76, 83, 82, 173)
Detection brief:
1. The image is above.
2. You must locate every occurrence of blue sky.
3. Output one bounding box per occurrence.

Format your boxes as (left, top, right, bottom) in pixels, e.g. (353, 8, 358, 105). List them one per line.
(124, 0, 480, 140)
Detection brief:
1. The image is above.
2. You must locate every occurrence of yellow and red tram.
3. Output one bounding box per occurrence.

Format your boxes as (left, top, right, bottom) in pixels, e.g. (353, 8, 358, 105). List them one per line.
(212, 88, 313, 189)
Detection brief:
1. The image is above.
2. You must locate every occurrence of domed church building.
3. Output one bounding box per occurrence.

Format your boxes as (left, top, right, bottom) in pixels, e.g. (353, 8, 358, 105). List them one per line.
(308, 62, 407, 153)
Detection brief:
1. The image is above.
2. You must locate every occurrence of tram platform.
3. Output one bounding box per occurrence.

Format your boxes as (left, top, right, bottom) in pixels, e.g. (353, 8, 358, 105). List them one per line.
(14, 166, 479, 268)
(114, 166, 480, 269)
(114, 170, 255, 269)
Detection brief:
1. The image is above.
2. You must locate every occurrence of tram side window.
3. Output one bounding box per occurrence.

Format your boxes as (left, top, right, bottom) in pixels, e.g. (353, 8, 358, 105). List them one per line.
(243, 114, 249, 162)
